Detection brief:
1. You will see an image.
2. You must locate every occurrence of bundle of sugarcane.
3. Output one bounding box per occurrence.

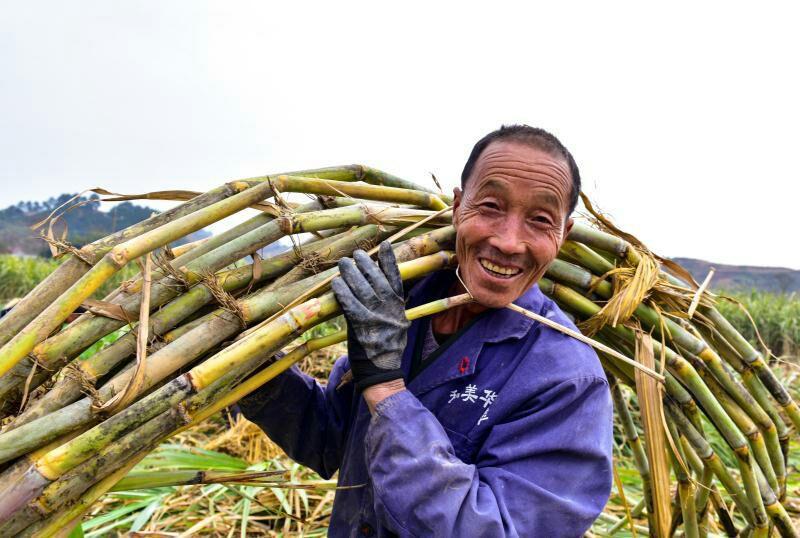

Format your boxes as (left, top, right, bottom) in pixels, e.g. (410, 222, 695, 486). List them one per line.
(0, 166, 796, 537)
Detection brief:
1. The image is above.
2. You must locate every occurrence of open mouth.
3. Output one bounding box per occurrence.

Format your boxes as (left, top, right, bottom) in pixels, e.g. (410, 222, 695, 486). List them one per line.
(479, 258, 522, 279)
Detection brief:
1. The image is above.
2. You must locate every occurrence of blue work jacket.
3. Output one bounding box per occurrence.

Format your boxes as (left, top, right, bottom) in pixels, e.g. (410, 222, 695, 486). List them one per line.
(240, 270, 613, 537)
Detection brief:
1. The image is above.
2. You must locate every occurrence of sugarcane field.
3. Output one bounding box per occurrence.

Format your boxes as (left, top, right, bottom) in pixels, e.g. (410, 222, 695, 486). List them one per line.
(4, 4, 800, 537)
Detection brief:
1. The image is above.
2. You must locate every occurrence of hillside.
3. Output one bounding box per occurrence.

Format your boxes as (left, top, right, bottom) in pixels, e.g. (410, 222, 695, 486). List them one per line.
(672, 257, 800, 294)
(0, 194, 208, 257)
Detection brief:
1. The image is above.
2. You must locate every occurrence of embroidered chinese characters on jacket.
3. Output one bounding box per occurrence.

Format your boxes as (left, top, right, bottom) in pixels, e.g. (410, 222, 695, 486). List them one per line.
(448, 383, 499, 425)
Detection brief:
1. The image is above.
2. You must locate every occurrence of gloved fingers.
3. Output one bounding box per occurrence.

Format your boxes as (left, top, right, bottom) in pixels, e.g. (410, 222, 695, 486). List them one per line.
(377, 241, 404, 297)
(332, 276, 373, 321)
(337, 256, 378, 307)
(353, 249, 396, 300)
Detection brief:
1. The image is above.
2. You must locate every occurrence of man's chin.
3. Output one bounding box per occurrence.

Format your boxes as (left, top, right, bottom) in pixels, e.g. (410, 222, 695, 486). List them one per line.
(470, 290, 516, 309)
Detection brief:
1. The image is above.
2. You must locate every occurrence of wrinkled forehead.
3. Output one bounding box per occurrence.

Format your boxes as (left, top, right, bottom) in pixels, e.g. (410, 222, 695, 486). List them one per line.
(467, 140, 572, 195)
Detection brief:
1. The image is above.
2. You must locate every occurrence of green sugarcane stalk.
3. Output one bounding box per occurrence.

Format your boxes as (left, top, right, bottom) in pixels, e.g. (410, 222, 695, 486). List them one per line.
(357, 164, 451, 201)
(0, 228, 454, 464)
(0, 179, 285, 380)
(253, 175, 448, 211)
(6, 230, 354, 429)
(675, 438, 710, 533)
(610, 378, 656, 534)
(1, 196, 343, 400)
(121, 210, 278, 295)
(559, 223, 800, 436)
(538, 278, 770, 530)
(5, 406, 184, 536)
(110, 469, 286, 491)
(543, 263, 786, 499)
(0, 176, 446, 383)
(664, 401, 753, 527)
(683, 352, 781, 496)
(0, 201, 434, 407)
(666, 417, 700, 538)
(701, 306, 800, 431)
(21, 291, 474, 534)
(0, 181, 251, 351)
(695, 323, 791, 448)
(0, 251, 457, 528)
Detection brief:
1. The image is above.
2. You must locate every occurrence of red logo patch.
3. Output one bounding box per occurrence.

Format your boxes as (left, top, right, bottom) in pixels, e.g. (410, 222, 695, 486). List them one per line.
(458, 356, 470, 374)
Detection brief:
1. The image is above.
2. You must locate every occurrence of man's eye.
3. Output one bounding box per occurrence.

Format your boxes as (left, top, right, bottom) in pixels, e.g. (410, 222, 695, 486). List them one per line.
(531, 216, 553, 226)
(480, 202, 500, 211)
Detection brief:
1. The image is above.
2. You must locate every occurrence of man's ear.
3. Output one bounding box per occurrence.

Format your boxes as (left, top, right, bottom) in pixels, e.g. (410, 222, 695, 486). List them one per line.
(563, 217, 574, 243)
(452, 187, 463, 229)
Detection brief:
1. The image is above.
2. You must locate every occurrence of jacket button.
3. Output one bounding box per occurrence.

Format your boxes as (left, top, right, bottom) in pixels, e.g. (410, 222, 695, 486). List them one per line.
(359, 523, 374, 536)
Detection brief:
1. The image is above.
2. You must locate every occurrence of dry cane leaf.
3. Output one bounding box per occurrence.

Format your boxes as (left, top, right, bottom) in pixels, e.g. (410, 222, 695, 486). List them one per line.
(634, 331, 671, 538)
(93, 254, 152, 415)
(80, 299, 131, 323)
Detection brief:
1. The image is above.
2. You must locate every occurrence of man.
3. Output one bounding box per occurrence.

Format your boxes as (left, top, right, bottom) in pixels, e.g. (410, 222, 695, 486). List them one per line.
(240, 125, 613, 537)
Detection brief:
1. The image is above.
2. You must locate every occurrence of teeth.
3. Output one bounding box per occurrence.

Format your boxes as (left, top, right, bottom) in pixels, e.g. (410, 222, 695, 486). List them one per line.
(479, 258, 521, 276)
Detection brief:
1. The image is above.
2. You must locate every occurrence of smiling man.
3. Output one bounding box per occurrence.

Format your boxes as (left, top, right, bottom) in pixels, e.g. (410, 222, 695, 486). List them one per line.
(240, 125, 613, 537)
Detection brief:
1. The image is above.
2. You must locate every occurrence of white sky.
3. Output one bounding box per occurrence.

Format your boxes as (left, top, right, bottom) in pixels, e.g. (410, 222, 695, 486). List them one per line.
(2, 2, 799, 269)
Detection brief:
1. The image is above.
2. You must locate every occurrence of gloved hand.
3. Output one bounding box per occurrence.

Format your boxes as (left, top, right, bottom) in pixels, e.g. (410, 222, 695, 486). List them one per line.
(331, 241, 410, 392)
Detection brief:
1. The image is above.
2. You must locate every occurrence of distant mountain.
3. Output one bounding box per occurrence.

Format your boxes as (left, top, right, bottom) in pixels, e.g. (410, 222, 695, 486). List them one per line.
(0, 194, 209, 257)
(672, 257, 800, 294)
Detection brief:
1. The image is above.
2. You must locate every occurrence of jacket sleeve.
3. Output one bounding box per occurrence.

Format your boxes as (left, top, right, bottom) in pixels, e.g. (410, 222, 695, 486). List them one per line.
(237, 357, 354, 479)
(365, 376, 613, 537)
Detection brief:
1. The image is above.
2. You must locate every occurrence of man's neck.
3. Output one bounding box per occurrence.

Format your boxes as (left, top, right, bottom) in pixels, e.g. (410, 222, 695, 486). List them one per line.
(431, 279, 489, 336)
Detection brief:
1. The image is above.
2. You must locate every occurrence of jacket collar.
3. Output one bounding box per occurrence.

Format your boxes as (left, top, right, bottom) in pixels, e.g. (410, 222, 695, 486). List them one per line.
(406, 269, 545, 344)
(402, 270, 545, 396)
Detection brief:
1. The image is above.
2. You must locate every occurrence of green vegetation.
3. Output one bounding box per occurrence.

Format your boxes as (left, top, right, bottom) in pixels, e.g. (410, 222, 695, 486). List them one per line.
(716, 290, 800, 359)
(0, 255, 140, 304)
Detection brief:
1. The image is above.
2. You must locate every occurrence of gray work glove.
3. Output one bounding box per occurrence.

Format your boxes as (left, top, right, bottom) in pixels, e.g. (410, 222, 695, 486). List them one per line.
(331, 241, 410, 392)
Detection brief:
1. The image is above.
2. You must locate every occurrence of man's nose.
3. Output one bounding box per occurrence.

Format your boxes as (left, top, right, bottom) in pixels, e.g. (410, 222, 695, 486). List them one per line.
(487, 216, 527, 256)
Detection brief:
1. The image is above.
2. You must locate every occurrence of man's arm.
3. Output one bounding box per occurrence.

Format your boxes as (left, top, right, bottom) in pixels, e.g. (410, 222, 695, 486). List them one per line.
(237, 357, 355, 479)
(366, 376, 613, 537)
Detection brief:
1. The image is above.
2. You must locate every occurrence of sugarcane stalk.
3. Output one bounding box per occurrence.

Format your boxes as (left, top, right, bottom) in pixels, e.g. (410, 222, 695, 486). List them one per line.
(664, 401, 753, 527)
(559, 224, 800, 434)
(110, 469, 286, 491)
(683, 353, 781, 496)
(606, 497, 647, 534)
(30, 291, 474, 534)
(0, 180, 288, 380)
(0, 252, 458, 529)
(0, 249, 385, 464)
(679, 435, 736, 537)
(0, 201, 432, 407)
(7, 226, 383, 428)
(357, 165, 450, 201)
(666, 416, 700, 538)
(540, 278, 770, 530)
(696, 323, 791, 449)
(547, 258, 782, 460)
(254, 175, 448, 211)
(0, 177, 443, 385)
(542, 266, 784, 492)
(610, 378, 656, 534)
(263, 223, 396, 292)
(121, 210, 277, 295)
(701, 306, 800, 431)
(18, 449, 145, 538)
(3, 197, 338, 387)
(558, 239, 615, 275)
(0, 182, 252, 350)
(8, 408, 182, 536)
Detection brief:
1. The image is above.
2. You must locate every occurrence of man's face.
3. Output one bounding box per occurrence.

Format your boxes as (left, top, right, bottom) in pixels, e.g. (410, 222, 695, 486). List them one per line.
(453, 140, 575, 308)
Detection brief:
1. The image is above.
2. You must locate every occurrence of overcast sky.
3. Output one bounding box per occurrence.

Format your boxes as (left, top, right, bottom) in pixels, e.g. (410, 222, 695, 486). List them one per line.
(2, 2, 798, 269)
